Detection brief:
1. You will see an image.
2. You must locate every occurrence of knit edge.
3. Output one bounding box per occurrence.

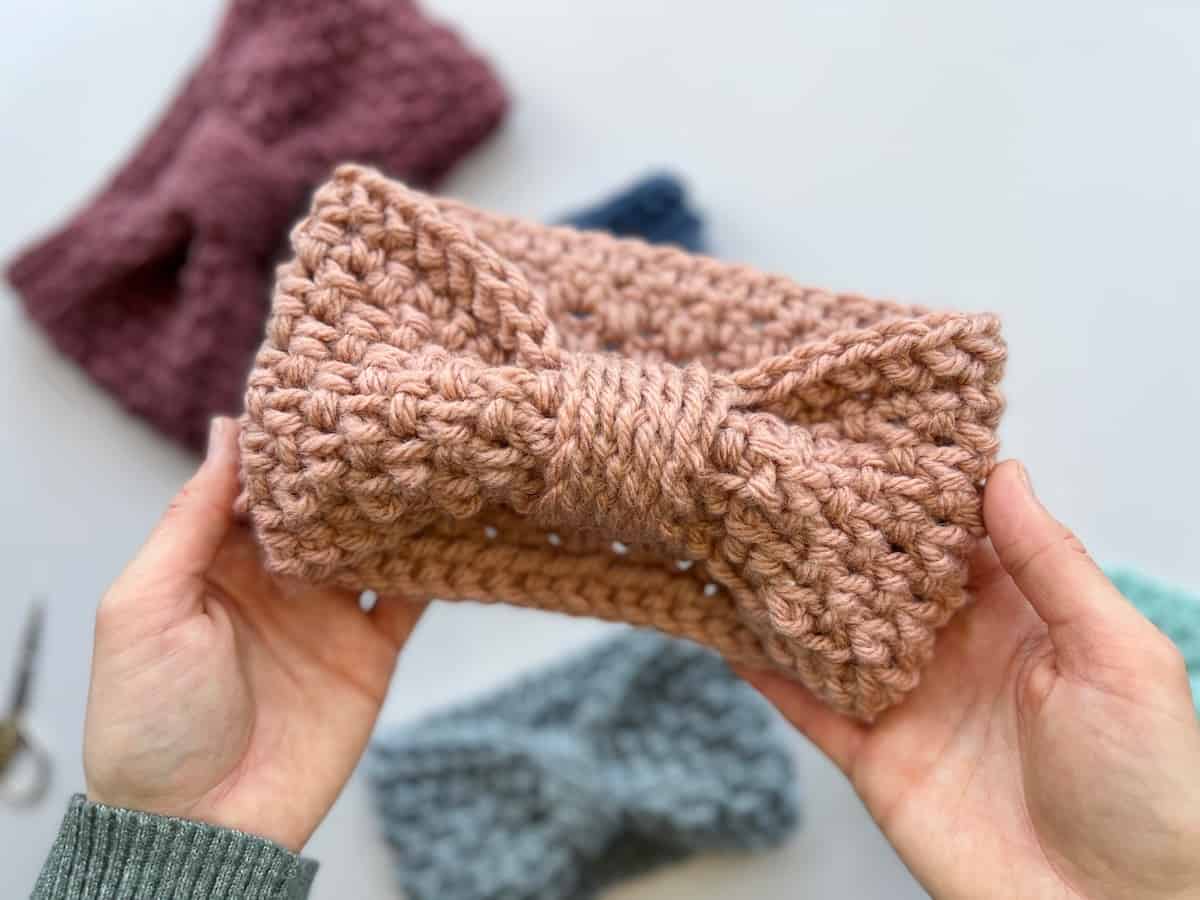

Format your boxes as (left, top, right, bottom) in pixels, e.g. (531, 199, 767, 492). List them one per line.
(33, 795, 315, 900)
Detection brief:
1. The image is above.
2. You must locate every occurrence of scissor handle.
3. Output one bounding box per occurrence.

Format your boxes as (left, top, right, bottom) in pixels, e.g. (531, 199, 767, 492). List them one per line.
(0, 731, 52, 808)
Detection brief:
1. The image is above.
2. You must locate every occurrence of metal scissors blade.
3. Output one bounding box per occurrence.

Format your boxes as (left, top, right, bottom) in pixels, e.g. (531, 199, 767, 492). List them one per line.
(8, 599, 45, 720)
(1, 599, 51, 806)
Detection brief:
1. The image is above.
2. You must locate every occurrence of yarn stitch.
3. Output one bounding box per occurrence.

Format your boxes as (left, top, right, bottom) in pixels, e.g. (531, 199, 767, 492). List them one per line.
(239, 165, 1007, 720)
(6, 0, 505, 452)
(368, 631, 799, 900)
(1107, 568, 1200, 713)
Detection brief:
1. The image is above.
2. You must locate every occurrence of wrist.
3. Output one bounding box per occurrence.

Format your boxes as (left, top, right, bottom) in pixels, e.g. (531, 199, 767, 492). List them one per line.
(82, 782, 314, 855)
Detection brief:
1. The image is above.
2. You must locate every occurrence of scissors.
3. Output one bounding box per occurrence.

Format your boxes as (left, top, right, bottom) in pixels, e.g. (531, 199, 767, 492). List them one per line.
(0, 601, 52, 807)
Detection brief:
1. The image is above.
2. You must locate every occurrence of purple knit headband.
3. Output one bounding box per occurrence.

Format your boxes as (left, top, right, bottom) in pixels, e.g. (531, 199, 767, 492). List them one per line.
(7, 0, 506, 451)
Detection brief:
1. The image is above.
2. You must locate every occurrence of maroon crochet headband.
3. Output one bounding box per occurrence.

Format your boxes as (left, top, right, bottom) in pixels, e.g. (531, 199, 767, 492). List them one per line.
(7, 0, 506, 451)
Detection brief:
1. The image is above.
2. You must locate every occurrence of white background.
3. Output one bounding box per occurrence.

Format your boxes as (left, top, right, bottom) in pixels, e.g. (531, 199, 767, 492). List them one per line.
(2, 1, 1199, 896)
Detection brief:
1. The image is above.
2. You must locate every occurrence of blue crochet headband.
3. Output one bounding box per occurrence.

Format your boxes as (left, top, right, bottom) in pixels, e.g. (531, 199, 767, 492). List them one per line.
(368, 631, 799, 900)
(557, 172, 706, 252)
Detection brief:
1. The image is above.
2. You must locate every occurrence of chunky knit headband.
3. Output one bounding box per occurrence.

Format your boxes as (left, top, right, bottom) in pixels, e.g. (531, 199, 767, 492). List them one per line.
(240, 165, 1007, 720)
(7, 0, 505, 451)
(369, 632, 798, 900)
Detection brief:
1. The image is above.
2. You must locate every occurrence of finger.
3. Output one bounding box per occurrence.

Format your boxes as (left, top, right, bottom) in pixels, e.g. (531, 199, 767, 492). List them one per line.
(368, 595, 430, 650)
(735, 665, 866, 777)
(983, 459, 1149, 646)
(126, 417, 242, 586)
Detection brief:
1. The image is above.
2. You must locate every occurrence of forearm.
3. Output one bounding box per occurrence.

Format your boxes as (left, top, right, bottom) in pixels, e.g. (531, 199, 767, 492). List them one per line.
(32, 795, 318, 899)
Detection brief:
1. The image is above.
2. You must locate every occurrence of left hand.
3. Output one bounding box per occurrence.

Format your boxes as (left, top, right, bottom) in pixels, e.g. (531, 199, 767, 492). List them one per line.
(83, 417, 426, 852)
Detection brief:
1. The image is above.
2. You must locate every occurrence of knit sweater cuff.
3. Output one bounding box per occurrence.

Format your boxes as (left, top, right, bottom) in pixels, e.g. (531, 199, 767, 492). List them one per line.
(32, 795, 318, 899)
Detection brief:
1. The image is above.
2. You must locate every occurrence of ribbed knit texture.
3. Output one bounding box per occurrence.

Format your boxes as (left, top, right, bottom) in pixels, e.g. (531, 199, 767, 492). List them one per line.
(559, 173, 705, 252)
(368, 632, 799, 900)
(239, 164, 1007, 720)
(31, 795, 317, 899)
(6, 0, 506, 452)
(1108, 568, 1200, 713)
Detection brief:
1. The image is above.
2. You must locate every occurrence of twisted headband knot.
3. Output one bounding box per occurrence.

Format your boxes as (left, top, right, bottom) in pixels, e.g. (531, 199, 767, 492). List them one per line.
(537, 355, 735, 541)
(166, 116, 308, 257)
(241, 165, 1007, 720)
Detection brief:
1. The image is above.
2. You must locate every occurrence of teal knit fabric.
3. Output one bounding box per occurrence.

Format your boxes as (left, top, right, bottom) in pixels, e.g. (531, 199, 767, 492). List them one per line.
(1108, 567, 1200, 713)
(368, 632, 799, 900)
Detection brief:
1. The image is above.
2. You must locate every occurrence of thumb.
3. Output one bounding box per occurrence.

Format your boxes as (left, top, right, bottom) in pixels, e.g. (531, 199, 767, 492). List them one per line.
(123, 417, 242, 589)
(983, 459, 1156, 669)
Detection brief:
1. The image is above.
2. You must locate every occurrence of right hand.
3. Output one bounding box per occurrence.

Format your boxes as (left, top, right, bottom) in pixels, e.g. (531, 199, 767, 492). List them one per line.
(740, 460, 1200, 899)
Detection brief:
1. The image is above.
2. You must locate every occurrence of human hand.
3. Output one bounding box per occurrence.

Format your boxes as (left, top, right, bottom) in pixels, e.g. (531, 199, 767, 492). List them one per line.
(83, 418, 426, 852)
(740, 461, 1200, 899)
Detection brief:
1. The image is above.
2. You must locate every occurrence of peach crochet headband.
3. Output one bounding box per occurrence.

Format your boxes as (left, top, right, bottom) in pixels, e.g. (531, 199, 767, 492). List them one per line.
(240, 165, 1007, 720)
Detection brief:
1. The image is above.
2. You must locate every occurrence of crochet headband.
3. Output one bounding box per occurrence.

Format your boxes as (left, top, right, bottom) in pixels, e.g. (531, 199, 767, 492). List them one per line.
(369, 632, 798, 900)
(558, 172, 706, 252)
(7, 0, 505, 451)
(239, 165, 1007, 720)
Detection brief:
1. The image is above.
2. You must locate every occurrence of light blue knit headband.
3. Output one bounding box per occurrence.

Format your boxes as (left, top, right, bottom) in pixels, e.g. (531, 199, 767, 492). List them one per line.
(368, 631, 799, 900)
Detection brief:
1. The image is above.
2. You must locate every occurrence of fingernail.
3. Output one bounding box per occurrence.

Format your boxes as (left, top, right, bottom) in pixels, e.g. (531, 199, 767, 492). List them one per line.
(1016, 461, 1034, 496)
(206, 417, 228, 460)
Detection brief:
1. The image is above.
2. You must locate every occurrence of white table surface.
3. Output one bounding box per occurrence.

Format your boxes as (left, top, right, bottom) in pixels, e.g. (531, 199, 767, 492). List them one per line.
(2, 1, 1199, 896)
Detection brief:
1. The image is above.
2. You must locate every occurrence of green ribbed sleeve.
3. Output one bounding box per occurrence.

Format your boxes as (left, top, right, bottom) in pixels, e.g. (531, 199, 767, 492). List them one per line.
(31, 795, 318, 899)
